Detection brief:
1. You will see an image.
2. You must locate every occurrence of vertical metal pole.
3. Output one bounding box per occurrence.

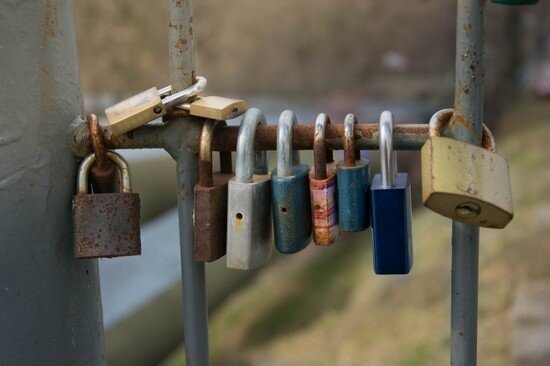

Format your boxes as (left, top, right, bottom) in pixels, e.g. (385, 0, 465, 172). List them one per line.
(451, 1, 485, 365)
(0, 1, 105, 365)
(168, 0, 196, 89)
(167, 0, 209, 365)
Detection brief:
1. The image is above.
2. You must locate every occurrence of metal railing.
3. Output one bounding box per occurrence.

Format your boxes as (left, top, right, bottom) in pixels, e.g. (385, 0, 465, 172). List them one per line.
(68, 0, 487, 365)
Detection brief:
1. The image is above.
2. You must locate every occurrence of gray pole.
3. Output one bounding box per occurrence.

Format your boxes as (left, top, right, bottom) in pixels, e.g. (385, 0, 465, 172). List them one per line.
(0, 1, 105, 365)
(166, 0, 209, 364)
(451, 1, 485, 365)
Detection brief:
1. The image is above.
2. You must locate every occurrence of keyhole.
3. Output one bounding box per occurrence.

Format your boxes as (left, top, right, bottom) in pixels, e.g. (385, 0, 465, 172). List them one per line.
(281, 207, 288, 214)
(236, 213, 243, 220)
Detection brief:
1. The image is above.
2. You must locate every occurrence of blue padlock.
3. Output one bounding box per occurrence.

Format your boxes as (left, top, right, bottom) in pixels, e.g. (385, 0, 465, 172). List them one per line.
(337, 114, 370, 232)
(271, 110, 312, 254)
(370, 111, 413, 275)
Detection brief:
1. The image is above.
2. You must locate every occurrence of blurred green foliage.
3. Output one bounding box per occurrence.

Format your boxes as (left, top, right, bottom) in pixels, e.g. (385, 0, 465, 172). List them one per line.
(159, 98, 550, 365)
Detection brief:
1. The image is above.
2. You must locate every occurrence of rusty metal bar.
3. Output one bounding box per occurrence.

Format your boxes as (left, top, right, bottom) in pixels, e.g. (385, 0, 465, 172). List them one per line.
(70, 121, 429, 157)
(167, 0, 209, 365)
(210, 123, 430, 151)
(451, 0, 485, 365)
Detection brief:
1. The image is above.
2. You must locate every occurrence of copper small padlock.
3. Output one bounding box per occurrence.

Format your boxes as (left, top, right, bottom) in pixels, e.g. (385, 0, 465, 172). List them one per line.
(309, 113, 339, 246)
(193, 120, 233, 262)
(73, 151, 141, 258)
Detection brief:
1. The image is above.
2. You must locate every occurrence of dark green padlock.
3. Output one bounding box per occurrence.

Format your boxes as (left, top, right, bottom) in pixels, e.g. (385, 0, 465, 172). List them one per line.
(492, 0, 538, 5)
(271, 110, 312, 254)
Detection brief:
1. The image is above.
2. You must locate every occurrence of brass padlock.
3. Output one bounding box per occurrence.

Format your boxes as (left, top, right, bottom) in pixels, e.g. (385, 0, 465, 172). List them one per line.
(194, 119, 233, 262)
(421, 109, 513, 228)
(105, 77, 206, 136)
(179, 96, 247, 120)
(73, 151, 141, 258)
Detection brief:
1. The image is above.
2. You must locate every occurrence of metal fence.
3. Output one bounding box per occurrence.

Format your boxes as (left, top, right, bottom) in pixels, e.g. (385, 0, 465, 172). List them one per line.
(1, 0, 504, 365)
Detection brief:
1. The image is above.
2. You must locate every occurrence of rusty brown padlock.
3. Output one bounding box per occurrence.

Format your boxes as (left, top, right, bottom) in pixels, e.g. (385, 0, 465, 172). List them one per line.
(73, 151, 141, 258)
(194, 120, 233, 262)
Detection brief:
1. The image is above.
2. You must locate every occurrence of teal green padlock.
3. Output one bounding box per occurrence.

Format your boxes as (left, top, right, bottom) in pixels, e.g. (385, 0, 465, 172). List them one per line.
(337, 114, 370, 232)
(492, 0, 538, 4)
(271, 110, 312, 254)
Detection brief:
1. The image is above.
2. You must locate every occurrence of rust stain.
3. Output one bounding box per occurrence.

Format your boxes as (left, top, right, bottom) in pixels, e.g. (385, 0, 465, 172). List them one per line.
(449, 114, 476, 133)
(177, 182, 187, 199)
(168, 22, 183, 30)
(356, 126, 374, 140)
(42, 0, 59, 40)
(463, 22, 471, 37)
(174, 38, 189, 53)
(235, 216, 243, 229)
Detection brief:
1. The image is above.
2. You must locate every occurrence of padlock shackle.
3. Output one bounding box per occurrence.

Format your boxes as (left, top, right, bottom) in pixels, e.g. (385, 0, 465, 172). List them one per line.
(235, 108, 268, 183)
(313, 113, 334, 180)
(87, 113, 109, 172)
(198, 120, 231, 187)
(343, 114, 360, 167)
(379, 111, 398, 188)
(428, 108, 454, 138)
(429, 108, 496, 153)
(77, 151, 132, 194)
(161, 76, 207, 108)
(481, 124, 496, 153)
(277, 110, 301, 177)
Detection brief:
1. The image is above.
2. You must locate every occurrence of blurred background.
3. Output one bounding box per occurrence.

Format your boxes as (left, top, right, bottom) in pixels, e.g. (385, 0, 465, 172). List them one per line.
(74, 1, 550, 365)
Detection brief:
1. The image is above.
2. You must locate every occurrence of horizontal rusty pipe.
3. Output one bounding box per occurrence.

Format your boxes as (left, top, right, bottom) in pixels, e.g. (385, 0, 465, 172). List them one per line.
(71, 119, 429, 158)
(70, 119, 170, 158)
(211, 124, 429, 152)
(214, 124, 429, 151)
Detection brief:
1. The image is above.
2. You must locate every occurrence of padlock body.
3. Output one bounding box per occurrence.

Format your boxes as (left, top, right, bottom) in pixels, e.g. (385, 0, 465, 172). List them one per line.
(337, 159, 370, 232)
(73, 192, 141, 258)
(309, 169, 339, 246)
(227, 175, 272, 270)
(271, 164, 312, 254)
(193, 173, 232, 262)
(370, 173, 413, 275)
(105, 87, 167, 136)
(189, 96, 247, 120)
(421, 136, 513, 228)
